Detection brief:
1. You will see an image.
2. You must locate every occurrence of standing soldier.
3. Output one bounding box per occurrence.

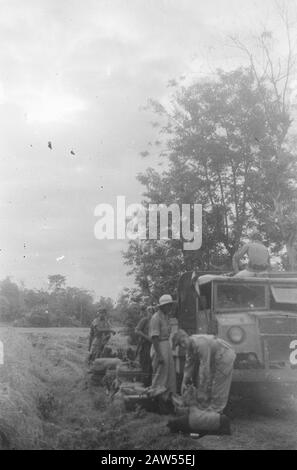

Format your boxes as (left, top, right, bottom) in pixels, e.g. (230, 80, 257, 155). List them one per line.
(173, 330, 235, 413)
(88, 308, 115, 364)
(135, 306, 154, 387)
(149, 295, 176, 399)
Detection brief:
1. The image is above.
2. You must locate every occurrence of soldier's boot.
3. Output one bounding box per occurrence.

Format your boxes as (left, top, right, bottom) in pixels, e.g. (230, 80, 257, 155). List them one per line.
(167, 415, 191, 434)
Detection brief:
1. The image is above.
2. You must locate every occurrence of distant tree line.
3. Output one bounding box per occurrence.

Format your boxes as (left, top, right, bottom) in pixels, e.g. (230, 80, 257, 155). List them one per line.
(0, 274, 116, 327)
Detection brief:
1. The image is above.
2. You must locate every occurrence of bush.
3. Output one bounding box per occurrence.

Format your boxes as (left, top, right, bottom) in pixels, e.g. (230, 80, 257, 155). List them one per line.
(57, 316, 81, 327)
(28, 312, 51, 327)
(13, 317, 29, 327)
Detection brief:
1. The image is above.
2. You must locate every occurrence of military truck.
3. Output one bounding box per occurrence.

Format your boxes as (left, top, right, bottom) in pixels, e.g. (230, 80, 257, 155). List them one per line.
(176, 271, 297, 384)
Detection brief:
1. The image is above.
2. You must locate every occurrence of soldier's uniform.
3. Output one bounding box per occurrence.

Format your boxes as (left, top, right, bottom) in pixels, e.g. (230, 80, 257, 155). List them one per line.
(183, 335, 235, 413)
(89, 317, 112, 363)
(135, 315, 153, 387)
(149, 309, 176, 395)
(233, 240, 270, 277)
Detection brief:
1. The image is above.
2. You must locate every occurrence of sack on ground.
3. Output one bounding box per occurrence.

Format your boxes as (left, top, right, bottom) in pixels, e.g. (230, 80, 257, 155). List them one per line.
(188, 406, 220, 432)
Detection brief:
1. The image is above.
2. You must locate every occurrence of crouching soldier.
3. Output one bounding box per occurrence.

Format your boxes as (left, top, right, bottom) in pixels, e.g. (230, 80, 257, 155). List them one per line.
(172, 331, 235, 413)
(88, 308, 115, 364)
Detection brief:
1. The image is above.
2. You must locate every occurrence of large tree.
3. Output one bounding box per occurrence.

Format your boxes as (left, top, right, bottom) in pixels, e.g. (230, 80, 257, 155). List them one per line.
(230, 16, 297, 269)
(124, 63, 297, 297)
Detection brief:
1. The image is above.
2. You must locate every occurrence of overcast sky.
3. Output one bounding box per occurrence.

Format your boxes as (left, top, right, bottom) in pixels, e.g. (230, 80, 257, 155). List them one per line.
(0, 0, 294, 300)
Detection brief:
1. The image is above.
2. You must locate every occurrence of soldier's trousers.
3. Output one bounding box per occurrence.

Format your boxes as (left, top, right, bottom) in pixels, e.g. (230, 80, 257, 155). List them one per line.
(139, 341, 153, 387)
(151, 340, 176, 395)
(89, 334, 110, 362)
(209, 348, 236, 413)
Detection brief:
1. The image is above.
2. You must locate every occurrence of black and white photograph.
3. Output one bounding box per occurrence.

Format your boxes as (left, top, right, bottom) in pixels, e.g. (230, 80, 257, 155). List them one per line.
(1, 0, 297, 453)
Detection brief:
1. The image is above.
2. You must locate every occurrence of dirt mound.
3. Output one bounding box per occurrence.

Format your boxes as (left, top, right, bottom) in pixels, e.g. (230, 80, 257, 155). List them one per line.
(0, 328, 46, 449)
(0, 326, 92, 449)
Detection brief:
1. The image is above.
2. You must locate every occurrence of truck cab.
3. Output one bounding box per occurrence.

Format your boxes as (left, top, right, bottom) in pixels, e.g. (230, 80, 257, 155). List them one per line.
(176, 271, 297, 383)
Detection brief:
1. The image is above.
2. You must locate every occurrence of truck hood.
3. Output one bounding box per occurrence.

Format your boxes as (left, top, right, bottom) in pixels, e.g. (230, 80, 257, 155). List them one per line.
(216, 312, 256, 327)
(248, 310, 297, 318)
(216, 310, 297, 328)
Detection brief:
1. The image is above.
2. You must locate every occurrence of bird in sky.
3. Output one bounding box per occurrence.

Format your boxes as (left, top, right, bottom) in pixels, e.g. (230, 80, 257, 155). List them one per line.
(48, 141, 52, 150)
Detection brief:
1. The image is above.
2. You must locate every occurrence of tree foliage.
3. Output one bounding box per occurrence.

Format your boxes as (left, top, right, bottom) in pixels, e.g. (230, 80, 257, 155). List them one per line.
(0, 276, 115, 327)
(124, 52, 297, 298)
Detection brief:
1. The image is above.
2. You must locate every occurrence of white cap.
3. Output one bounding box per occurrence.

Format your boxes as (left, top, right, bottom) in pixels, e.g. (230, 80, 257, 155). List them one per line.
(158, 294, 174, 307)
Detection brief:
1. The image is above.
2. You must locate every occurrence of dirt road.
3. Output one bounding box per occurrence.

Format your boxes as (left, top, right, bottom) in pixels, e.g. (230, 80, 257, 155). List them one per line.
(0, 325, 296, 450)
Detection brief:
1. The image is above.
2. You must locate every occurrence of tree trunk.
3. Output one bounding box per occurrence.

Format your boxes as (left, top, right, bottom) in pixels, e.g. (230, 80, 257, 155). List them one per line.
(286, 238, 297, 271)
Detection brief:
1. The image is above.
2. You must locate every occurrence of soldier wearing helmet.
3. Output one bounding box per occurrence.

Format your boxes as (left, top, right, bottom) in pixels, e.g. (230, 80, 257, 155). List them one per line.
(149, 294, 176, 397)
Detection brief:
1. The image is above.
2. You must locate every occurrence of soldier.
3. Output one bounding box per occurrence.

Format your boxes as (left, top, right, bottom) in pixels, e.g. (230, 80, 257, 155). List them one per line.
(149, 295, 176, 398)
(172, 330, 235, 413)
(88, 308, 115, 364)
(135, 305, 154, 387)
(232, 232, 270, 277)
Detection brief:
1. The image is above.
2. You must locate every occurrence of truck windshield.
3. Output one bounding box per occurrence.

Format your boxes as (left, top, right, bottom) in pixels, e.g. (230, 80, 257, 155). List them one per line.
(271, 286, 297, 305)
(216, 283, 266, 310)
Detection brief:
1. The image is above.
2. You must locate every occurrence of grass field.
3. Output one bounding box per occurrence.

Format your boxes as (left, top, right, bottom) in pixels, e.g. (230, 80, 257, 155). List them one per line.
(0, 325, 297, 450)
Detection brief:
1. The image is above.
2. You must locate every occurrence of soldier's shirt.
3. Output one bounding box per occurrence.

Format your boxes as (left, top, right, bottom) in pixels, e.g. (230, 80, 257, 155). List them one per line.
(135, 316, 151, 346)
(237, 241, 269, 267)
(149, 310, 171, 341)
(90, 318, 112, 341)
(184, 335, 233, 393)
(92, 317, 111, 330)
(136, 316, 150, 336)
